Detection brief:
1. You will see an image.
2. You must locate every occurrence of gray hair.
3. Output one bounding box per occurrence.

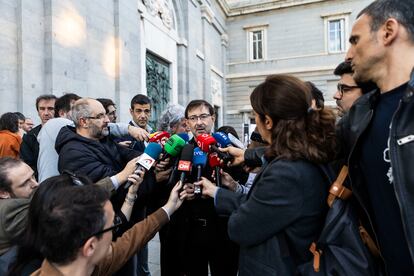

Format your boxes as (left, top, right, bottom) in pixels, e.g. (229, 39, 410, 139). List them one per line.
(70, 99, 92, 127)
(157, 104, 185, 133)
(358, 0, 414, 42)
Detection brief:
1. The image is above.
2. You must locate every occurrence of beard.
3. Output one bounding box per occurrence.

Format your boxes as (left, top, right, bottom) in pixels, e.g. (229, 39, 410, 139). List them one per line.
(91, 124, 109, 139)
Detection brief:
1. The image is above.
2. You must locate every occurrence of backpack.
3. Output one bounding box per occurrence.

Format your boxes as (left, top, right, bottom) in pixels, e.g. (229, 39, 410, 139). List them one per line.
(296, 165, 382, 276)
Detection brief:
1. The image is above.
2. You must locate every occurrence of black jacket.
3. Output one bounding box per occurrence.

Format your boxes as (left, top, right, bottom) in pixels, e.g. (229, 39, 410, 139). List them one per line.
(55, 126, 156, 225)
(215, 157, 328, 275)
(337, 70, 414, 261)
(20, 125, 41, 180)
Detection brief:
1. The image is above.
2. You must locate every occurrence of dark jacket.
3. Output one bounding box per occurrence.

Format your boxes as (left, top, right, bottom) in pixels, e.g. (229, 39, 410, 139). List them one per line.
(337, 72, 414, 261)
(112, 121, 146, 152)
(55, 126, 155, 225)
(215, 158, 328, 276)
(55, 126, 138, 182)
(20, 125, 41, 179)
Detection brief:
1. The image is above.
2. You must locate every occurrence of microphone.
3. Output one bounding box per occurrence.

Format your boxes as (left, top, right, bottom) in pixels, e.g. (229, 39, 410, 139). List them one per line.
(149, 131, 171, 147)
(176, 132, 190, 143)
(227, 133, 245, 149)
(162, 134, 186, 160)
(193, 147, 207, 195)
(212, 132, 232, 148)
(208, 152, 223, 187)
(177, 144, 194, 184)
(124, 142, 163, 189)
(196, 134, 234, 164)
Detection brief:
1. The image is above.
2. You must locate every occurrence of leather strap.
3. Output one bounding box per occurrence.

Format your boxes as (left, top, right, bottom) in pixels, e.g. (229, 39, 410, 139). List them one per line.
(327, 166, 352, 207)
(309, 242, 322, 272)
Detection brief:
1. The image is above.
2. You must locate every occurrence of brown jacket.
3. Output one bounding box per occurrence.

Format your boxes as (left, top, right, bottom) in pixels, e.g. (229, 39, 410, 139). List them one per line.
(31, 208, 168, 276)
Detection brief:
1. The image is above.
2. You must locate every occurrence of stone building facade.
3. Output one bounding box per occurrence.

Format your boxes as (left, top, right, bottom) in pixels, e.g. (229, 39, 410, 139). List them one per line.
(0, 0, 373, 138)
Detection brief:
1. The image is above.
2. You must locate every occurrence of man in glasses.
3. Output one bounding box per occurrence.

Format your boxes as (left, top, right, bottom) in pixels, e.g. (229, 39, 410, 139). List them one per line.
(333, 61, 377, 117)
(30, 177, 183, 276)
(97, 98, 117, 123)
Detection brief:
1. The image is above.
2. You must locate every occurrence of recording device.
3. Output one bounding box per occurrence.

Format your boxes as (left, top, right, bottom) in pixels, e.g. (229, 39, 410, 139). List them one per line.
(196, 134, 234, 164)
(124, 142, 163, 189)
(227, 133, 246, 149)
(208, 152, 223, 187)
(193, 147, 207, 195)
(177, 144, 194, 184)
(176, 132, 190, 143)
(149, 131, 171, 147)
(212, 132, 232, 148)
(162, 134, 186, 160)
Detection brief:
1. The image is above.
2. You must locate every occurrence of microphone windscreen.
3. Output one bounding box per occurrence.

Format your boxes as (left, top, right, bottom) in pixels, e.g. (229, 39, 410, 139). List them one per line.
(176, 132, 189, 143)
(177, 144, 194, 172)
(144, 143, 163, 159)
(208, 152, 222, 168)
(195, 133, 216, 153)
(212, 132, 232, 148)
(227, 133, 245, 149)
(164, 134, 186, 156)
(193, 147, 207, 167)
(149, 131, 170, 143)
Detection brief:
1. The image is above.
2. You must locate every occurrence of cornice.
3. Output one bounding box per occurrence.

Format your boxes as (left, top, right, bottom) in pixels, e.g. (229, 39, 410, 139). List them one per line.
(218, 0, 330, 17)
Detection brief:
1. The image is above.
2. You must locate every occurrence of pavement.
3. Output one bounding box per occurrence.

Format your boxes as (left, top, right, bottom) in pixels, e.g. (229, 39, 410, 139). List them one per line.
(148, 233, 161, 276)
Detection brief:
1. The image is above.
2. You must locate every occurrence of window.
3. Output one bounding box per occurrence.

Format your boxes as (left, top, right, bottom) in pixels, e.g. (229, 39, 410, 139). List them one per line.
(247, 28, 266, 61)
(326, 17, 347, 53)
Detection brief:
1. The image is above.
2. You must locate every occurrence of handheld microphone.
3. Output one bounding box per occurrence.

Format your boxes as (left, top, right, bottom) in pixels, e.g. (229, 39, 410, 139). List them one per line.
(162, 134, 186, 160)
(227, 133, 245, 149)
(208, 152, 223, 187)
(177, 144, 194, 184)
(149, 131, 171, 147)
(124, 142, 163, 189)
(196, 134, 234, 164)
(176, 132, 190, 143)
(212, 132, 232, 148)
(193, 147, 207, 195)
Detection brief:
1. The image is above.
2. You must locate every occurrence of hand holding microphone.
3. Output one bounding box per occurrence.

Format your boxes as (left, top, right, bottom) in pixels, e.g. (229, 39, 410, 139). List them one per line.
(196, 134, 234, 164)
(193, 147, 207, 195)
(124, 142, 163, 189)
(208, 152, 223, 187)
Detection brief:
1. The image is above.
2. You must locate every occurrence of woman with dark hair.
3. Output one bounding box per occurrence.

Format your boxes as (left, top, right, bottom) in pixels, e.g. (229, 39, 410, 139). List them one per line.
(0, 112, 22, 158)
(186, 74, 337, 275)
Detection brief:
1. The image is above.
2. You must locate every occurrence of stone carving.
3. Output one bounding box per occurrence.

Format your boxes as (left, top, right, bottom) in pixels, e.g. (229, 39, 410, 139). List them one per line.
(142, 0, 174, 29)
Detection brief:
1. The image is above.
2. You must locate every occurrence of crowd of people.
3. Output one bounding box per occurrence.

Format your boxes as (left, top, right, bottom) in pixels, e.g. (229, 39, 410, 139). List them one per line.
(0, 0, 413, 275)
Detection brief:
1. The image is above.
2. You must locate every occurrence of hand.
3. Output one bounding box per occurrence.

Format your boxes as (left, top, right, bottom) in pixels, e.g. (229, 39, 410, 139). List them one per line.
(155, 158, 170, 173)
(128, 126, 150, 142)
(118, 141, 132, 148)
(220, 170, 238, 192)
(180, 183, 195, 201)
(194, 177, 218, 198)
(116, 157, 139, 184)
(219, 146, 245, 167)
(155, 167, 172, 183)
(127, 168, 145, 194)
(163, 181, 184, 215)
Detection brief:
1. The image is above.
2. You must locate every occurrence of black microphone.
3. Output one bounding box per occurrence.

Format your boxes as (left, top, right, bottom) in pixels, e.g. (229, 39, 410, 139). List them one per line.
(177, 144, 194, 184)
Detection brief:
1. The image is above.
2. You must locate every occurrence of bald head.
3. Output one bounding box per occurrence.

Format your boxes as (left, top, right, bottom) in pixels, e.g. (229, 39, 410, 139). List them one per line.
(71, 98, 110, 140)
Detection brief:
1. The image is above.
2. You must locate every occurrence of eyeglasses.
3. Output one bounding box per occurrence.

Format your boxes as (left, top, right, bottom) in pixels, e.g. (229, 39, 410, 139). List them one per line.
(85, 113, 107, 120)
(337, 83, 360, 99)
(88, 215, 123, 239)
(107, 111, 116, 117)
(187, 114, 211, 122)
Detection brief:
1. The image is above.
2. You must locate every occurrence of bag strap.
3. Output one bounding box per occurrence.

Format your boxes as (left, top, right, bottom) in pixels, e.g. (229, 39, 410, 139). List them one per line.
(327, 166, 352, 207)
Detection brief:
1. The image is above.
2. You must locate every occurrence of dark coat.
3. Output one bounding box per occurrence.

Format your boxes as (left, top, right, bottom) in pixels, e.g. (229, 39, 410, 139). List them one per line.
(20, 124, 42, 179)
(215, 158, 328, 276)
(337, 74, 414, 261)
(55, 126, 155, 225)
(55, 126, 138, 182)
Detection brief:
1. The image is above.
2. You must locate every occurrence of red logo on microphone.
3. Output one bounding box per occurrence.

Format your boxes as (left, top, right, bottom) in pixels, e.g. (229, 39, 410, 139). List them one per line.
(178, 160, 191, 171)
